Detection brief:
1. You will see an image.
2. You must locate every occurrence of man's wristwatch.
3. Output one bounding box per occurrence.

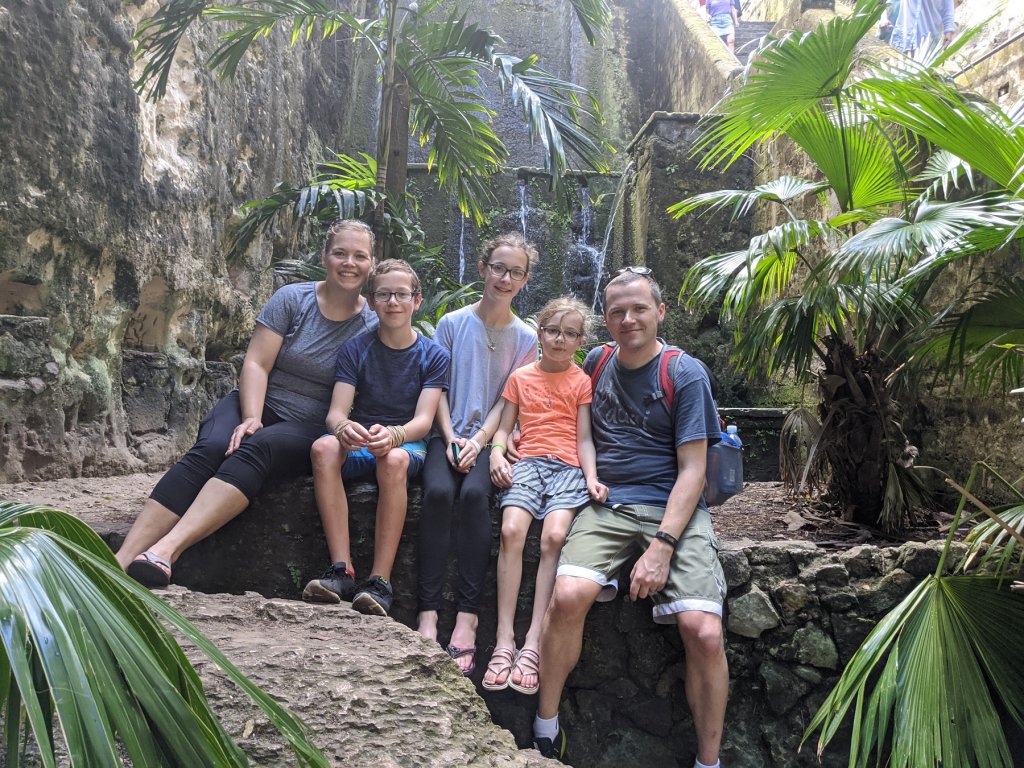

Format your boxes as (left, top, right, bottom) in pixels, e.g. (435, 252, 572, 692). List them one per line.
(654, 530, 679, 549)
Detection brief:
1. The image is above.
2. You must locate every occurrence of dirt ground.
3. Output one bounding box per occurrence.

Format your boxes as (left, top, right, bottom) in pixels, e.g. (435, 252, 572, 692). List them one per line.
(0, 472, 944, 549)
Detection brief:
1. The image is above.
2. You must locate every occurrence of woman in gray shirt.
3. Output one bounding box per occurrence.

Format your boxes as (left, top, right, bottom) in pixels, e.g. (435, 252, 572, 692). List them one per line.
(118, 220, 378, 587)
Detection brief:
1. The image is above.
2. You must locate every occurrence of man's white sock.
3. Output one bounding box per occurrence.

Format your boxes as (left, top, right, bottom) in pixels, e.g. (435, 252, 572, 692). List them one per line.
(533, 714, 559, 740)
(695, 760, 720, 768)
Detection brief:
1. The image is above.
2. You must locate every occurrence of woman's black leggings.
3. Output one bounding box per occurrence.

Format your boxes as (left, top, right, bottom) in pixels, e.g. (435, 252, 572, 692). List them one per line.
(149, 390, 325, 516)
(417, 436, 495, 614)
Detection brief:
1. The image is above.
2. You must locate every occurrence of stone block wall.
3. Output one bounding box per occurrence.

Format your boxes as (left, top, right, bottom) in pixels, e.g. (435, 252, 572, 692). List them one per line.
(97, 479, 972, 766)
(0, 0, 366, 482)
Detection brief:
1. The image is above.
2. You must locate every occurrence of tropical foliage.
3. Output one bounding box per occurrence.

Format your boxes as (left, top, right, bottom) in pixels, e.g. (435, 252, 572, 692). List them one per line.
(803, 461, 1024, 767)
(0, 501, 326, 767)
(669, 0, 1024, 530)
(132, 0, 613, 254)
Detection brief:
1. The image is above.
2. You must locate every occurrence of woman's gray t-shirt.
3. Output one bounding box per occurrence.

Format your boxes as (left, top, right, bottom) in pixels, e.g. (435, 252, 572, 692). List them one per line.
(256, 282, 378, 424)
(434, 305, 537, 438)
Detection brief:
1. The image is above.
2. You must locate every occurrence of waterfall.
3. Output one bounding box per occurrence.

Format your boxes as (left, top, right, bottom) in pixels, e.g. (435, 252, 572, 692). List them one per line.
(458, 214, 467, 284)
(591, 161, 635, 313)
(518, 178, 528, 238)
(573, 184, 603, 309)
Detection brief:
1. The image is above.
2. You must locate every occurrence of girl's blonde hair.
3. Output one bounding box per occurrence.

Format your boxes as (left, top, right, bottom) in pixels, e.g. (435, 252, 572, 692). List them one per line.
(537, 296, 592, 339)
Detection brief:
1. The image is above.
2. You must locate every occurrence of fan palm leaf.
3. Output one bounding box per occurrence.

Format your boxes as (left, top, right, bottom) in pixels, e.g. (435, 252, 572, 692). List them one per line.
(0, 502, 327, 767)
(805, 573, 1024, 768)
(695, 0, 885, 169)
(856, 71, 1024, 193)
(667, 176, 828, 220)
(914, 280, 1024, 393)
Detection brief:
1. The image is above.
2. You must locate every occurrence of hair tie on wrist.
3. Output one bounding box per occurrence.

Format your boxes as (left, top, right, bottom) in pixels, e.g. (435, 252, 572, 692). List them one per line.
(490, 442, 506, 454)
(466, 437, 482, 453)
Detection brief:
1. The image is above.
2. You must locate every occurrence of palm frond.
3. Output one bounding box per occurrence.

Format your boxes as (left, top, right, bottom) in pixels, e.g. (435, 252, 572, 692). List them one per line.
(695, 0, 885, 169)
(667, 176, 828, 220)
(963, 503, 1024, 579)
(229, 178, 379, 263)
(0, 502, 327, 767)
(567, 0, 612, 45)
(786, 103, 915, 212)
(204, 1, 377, 80)
(133, 0, 377, 101)
(491, 52, 610, 176)
(805, 573, 1024, 768)
(915, 149, 974, 198)
(834, 195, 1022, 280)
(914, 280, 1024, 393)
(857, 71, 1024, 193)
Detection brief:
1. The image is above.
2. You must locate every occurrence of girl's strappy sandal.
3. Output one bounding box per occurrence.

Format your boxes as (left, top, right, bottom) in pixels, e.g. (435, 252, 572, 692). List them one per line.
(508, 647, 540, 695)
(481, 646, 516, 691)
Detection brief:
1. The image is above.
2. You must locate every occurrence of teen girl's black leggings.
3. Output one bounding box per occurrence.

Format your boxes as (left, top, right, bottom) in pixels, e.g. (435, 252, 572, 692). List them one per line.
(416, 436, 494, 614)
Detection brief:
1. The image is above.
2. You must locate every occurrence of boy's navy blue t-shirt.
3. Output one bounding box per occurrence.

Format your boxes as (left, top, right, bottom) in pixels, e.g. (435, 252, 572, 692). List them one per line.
(335, 331, 449, 427)
(584, 343, 720, 506)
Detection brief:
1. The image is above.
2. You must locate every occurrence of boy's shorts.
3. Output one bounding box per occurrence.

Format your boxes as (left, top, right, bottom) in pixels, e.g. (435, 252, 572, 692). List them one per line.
(343, 439, 427, 481)
(557, 502, 726, 623)
(500, 456, 590, 520)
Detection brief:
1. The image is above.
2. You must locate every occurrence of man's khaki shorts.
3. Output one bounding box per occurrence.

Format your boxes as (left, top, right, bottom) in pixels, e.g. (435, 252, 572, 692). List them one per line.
(557, 502, 727, 624)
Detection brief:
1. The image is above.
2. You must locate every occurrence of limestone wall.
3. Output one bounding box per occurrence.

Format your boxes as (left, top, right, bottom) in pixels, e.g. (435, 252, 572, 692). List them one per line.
(627, 0, 742, 118)
(0, 0, 367, 481)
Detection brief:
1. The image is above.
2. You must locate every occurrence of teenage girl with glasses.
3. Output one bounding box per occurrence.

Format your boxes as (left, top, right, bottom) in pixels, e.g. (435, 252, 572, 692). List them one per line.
(415, 233, 539, 676)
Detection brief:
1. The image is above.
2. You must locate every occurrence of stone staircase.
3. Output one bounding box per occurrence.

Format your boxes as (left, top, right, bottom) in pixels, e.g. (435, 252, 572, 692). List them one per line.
(735, 19, 776, 59)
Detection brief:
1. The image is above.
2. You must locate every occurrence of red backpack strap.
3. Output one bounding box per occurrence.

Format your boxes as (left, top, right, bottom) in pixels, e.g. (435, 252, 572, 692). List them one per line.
(589, 343, 616, 388)
(659, 348, 681, 411)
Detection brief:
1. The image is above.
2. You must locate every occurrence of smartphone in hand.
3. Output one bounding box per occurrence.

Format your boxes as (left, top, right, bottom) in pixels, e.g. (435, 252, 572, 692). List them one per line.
(450, 441, 461, 463)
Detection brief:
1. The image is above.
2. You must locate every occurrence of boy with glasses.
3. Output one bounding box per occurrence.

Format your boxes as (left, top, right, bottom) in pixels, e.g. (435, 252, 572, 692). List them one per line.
(303, 259, 449, 617)
(482, 297, 606, 695)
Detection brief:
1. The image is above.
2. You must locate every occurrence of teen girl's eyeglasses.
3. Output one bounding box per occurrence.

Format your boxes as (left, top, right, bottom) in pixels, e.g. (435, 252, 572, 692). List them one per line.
(485, 262, 528, 282)
(371, 290, 419, 303)
(540, 326, 583, 343)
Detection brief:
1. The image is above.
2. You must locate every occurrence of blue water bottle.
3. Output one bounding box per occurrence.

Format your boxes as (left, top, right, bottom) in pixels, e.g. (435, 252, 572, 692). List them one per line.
(705, 425, 744, 506)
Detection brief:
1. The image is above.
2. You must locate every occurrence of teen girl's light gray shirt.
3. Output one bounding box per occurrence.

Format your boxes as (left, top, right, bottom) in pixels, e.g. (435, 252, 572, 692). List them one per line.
(434, 305, 537, 438)
(256, 282, 378, 424)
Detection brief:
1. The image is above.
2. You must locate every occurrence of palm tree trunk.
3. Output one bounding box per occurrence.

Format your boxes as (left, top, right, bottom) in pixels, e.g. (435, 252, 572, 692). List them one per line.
(373, 0, 400, 261)
(819, 338, 917, 530)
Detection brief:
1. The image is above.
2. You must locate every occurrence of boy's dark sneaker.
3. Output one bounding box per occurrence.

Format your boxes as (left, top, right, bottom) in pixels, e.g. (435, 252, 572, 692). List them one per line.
(352, 575, 394, 616)
(533, 727, 568, 763)
(302, 562, 356, 603)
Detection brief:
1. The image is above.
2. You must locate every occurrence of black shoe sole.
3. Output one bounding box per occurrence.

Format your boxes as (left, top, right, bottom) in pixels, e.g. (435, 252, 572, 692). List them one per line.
(352, 592, 389, 616)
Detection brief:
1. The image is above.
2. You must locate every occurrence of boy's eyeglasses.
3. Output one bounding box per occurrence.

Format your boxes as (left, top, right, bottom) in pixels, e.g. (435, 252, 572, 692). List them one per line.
(540, 326, 583, 343)
(612, 266, 653, 277)
(371, 290, 419, 303)
(485, 262, 528, 282)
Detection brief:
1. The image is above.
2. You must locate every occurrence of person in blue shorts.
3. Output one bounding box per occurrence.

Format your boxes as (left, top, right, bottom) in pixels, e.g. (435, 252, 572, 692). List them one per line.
(533, 268, 728, 767)
(302, 259, 449, 617)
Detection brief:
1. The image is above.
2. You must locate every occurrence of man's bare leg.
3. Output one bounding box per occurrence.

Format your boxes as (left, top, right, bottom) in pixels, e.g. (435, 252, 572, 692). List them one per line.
(537, 575, 603, 719)
(677, 611, 729, 765)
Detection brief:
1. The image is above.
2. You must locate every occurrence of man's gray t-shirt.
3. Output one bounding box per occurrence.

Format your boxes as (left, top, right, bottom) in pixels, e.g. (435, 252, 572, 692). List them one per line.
(434, 305, 537, 438)
(585, 343, 720, 506)
(256, 282, 378, 424)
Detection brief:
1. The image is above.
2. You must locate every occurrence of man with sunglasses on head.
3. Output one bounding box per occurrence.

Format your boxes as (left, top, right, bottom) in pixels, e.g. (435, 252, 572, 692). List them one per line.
(533, 267, 729, 768)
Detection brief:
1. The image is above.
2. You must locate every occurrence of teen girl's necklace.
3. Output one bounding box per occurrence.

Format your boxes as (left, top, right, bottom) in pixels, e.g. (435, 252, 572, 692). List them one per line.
(474, 306, 499, 351)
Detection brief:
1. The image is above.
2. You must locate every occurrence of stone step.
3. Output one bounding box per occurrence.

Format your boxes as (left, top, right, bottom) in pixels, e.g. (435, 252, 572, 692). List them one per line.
(735, 20, 776, 58)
